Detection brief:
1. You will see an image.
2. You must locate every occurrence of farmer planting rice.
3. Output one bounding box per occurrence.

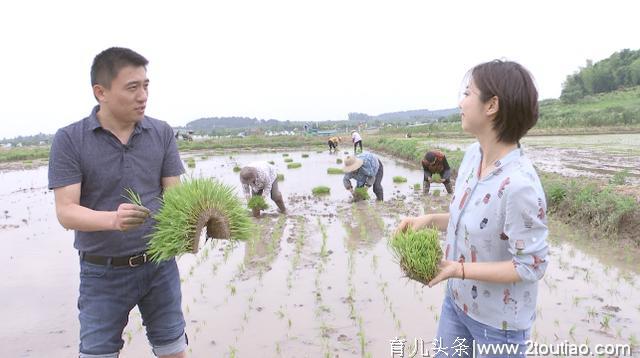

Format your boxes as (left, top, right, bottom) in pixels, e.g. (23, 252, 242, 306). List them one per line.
(397, 60, 549, 357)
(351, 129, 363, 153)
(240, 161, 287, 214)
(48, 47, 188, 357)
(327, 135, 341, 153)
(342, 152, 384, 201)
(421, 150, 453, 195)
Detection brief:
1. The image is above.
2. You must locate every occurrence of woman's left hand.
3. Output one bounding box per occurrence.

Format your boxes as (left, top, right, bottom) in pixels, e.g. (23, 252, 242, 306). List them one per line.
(428, 259, 462, 287)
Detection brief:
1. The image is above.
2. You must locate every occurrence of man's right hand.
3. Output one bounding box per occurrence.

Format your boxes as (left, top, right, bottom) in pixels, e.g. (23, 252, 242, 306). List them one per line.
(113, 203, 150, 231)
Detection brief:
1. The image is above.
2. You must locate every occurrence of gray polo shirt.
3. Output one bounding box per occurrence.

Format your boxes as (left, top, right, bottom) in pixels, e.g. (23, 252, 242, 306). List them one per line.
(48, 105, 185, 256)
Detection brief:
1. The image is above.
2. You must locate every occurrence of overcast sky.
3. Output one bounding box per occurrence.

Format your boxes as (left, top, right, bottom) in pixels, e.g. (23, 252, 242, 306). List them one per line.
(1, 0, 638, 139)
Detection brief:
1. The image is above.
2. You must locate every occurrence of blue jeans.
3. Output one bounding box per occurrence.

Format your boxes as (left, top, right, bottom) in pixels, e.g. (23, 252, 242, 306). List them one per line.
(435, 295, 530, 358)
(78, 257, 187, 357)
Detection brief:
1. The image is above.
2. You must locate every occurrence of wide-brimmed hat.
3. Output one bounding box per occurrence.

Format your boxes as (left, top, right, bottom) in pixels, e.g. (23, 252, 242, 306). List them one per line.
(343, 155, 363, 173)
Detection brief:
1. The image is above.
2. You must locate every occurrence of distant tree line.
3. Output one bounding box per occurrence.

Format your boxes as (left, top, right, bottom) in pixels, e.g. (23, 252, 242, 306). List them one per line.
(561, 48, 640, 103)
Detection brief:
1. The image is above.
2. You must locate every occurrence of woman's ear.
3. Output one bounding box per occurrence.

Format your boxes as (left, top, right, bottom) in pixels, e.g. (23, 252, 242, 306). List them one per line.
(486, 96, 499, 118)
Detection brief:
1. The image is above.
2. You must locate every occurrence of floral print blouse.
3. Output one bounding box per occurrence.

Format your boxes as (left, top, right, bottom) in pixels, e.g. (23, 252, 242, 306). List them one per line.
(445, 142, 549, 331)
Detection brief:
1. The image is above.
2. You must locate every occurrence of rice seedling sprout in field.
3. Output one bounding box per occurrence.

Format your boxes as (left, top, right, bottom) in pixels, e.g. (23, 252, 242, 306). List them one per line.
(413, 183, 421, 191)
(233, 165, 241, 172)
(287, 162, 302, 169)
(277, 173, 285, 181)
(302, 153, 309, 158)
(327, 167, 343, 175)
(336, 158, 343, 164)
(393, 176, 407, 183)
(284, 158, 293, 163)
(312, 186, 331, 196)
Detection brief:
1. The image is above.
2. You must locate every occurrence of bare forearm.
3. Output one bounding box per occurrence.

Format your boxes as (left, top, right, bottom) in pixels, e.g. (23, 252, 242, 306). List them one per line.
(429, 213, 450, 232)
(57, 204, 116, 232)
(459, 261, 521, 284)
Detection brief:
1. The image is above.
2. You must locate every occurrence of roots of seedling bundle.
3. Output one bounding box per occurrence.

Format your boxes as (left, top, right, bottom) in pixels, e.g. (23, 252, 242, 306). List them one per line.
(147, 178, 252, 262)
(389, 228, 442, 285)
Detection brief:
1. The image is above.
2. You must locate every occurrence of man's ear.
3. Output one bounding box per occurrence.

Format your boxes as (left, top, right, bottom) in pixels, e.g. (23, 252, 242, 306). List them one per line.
(486, 96, 499, 118)
(93, 84, 107, 102)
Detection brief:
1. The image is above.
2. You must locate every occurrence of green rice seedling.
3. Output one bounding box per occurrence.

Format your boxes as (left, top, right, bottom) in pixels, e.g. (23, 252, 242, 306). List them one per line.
(392, 176, 407, 183)
(432, 189, 441, 197)
(287, 162, 302, 169)
(312, 186, 331, 196)
(248, 196, 269, 218)
(413, 183, 421, 191)
(431, 173, 442, 182)
(277, 173, 285, 181)
(389, 228, 442, 285)
(186, 158, 196, 168)
(302, 153, 309, 158)
(353, 187, 370, 201)
(284, 158, 293, 163)
(268, 160, 275, 165)
(147, 178, 252, 262)
(610, 169, 630, 185)
(282, 153, 289, 157)
(233, 165, 241, 172)
(336, 158, 343, 164)
(327, 167, 343, 175)
(122, 187, 143, 207)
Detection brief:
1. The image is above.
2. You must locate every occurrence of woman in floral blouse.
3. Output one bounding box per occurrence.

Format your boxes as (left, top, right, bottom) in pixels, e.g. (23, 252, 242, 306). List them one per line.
(397, 60, 549, 357)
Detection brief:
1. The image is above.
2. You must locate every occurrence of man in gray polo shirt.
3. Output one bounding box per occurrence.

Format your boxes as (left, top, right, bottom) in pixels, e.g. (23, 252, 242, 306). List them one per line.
(48, 47, 187, 358)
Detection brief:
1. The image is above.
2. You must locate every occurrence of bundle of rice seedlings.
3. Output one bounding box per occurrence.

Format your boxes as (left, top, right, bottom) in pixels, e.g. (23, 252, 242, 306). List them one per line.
(147, 178, 252, 262)
(284, 158, 293, 163)
(432, 189, 441, 197)
(312, 186, 330, 196)
(277, 173, 285, 181)
(389, 228, 442, 285)
(233, 165, 241, 172)
(248, 195, 269, 217)
(431, 173, 442, 182)
(336, 158, 343, 164)
(248, 195, 269, 210)
(413, 183, 421, 191)
(327, 167, 343, 175)
(301, 154, 309, 158)
(353, 187, 370, 201)
(393, 176, 407, 183)
(282, 153, 289, 157)
(287, 162, 302, 169)
(186, 158, 196, 168)
(268, 160, 275, 165)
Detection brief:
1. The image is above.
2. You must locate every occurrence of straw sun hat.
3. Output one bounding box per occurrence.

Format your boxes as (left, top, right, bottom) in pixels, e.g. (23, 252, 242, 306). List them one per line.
(343, 155, 364, 173)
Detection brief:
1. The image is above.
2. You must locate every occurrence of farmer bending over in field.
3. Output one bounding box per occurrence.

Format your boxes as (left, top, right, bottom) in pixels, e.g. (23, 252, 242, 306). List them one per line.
(342, 152, 384, 201)
(422, 150, 453, 194)
(328, 136, 341, 153)
(351, 129, 363, 154)
(240, 161, 286, 213)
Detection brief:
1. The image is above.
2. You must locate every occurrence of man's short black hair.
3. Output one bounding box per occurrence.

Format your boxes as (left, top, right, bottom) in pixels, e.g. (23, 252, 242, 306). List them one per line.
(90, 47, 148, 88)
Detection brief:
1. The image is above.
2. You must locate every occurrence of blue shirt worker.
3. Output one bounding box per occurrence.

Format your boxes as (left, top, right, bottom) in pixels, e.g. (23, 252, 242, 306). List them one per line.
(48, 47, 188, 358)
(342, 152, 384, 201)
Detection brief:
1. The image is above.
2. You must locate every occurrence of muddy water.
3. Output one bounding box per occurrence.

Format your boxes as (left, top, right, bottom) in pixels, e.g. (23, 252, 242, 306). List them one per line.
(1, 150, 639, 357)
(426, 133, 640, 186)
